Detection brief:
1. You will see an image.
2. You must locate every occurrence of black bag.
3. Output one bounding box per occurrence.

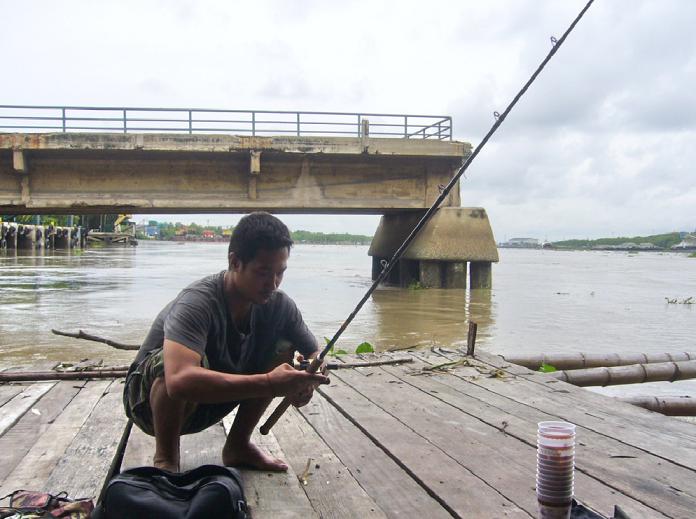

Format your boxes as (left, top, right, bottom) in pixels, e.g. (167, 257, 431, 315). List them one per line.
(92, 464, 247, 519)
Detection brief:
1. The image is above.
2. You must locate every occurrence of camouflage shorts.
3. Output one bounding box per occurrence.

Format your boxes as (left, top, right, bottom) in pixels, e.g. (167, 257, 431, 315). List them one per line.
(122, 348, 238, 436)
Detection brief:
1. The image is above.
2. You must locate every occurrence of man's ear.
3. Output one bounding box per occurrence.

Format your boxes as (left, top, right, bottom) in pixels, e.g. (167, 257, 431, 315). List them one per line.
(229, 252, 242, 271)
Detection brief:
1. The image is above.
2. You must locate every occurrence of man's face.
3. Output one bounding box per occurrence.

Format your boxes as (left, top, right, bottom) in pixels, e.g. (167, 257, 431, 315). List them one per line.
(231, 247, 289, 304)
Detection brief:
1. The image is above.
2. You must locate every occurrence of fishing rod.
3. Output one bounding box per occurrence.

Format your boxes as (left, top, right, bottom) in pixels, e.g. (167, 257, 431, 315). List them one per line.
(260, 0, 596, 435)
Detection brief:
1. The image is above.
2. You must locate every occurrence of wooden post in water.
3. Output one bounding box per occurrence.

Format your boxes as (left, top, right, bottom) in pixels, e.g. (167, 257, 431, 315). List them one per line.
(466, 321, 478, 356)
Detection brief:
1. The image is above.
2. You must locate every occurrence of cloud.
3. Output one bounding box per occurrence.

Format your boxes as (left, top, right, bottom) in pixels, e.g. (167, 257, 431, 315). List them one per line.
(1, 0, 695, 238)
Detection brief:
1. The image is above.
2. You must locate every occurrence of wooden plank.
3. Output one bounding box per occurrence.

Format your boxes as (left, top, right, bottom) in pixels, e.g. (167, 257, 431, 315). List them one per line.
(333, 365, 543, 516)
(480, 351, 696, 449)
(0, 381, 83, 487)
(272, 406, 387, 519)
(121, 424, 154, 470)
(0, 385, 23, 407)
(300, 394, 455, 519)
(317, 377, 530, 518)
(0, 380, 111, 496)
(43, 380, 128, 499)
(382, 356, 670, 519)
(0, 382, 55, 436)
(222, 412, 319, 519)
(123, 420, 228, 471)
(465, 352, 696, 470)
(407, 351, 696, 517)
(180, 421, 227, 471)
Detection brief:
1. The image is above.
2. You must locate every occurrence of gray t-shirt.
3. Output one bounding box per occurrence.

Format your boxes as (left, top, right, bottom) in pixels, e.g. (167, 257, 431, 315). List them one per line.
(133, 271, 317, 374)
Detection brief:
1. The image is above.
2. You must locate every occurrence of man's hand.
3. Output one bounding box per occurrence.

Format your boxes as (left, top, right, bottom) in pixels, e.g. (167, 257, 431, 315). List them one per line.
(266, 359, 329, 405)
(289, 354, 328, 407)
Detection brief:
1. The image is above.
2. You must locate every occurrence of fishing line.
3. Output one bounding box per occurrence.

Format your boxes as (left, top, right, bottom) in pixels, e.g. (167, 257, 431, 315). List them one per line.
(261, 0, 596, 434)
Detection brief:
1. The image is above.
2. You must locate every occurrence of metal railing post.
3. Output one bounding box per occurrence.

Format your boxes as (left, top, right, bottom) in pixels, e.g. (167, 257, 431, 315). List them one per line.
(0, 105, 453, 141)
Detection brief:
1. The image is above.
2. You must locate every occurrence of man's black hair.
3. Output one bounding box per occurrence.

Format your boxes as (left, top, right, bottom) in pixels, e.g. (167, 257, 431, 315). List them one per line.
(228, 212, 293, 265)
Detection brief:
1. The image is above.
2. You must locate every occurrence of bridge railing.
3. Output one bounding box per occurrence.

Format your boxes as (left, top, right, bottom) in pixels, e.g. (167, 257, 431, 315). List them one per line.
(0, 105, 452, 140)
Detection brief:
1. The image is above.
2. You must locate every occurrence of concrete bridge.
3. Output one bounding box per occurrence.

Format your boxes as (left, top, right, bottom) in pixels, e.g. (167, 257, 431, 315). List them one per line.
(0, 106, 498, 288)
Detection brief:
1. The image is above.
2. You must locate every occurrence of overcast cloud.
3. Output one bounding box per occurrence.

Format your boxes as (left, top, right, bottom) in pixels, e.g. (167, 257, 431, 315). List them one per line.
(2, 0, 694, 240)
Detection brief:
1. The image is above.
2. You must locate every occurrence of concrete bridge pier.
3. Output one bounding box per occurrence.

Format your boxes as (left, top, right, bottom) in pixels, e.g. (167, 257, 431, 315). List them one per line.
(0, 223, 81, 250)
(368, 207, 499, 289)
(16, 224, 37, 250)
(0, 222, 15, 249)
(53, 227, 71, 249)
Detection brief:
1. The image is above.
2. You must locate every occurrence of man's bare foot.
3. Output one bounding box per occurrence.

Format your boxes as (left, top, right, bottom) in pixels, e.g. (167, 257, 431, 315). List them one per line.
(222, 441, 288, 472)
(153, 457, 179, 473)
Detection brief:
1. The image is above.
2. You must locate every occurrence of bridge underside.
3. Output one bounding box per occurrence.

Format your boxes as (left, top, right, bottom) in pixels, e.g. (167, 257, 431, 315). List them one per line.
(0, 133, 467, 214)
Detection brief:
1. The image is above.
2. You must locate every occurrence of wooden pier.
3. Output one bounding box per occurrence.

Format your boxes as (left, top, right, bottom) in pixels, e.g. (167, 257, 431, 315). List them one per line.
(1, 350, 695, 518)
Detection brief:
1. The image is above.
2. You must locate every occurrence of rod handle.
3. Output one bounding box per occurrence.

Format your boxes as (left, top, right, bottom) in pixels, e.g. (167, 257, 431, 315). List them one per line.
(259, 356, 323, 435)
(260, 397, 292, 435)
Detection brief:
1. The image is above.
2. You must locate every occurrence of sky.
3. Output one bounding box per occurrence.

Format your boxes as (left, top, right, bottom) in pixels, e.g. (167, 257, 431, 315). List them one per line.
(2, 0, 695, 241)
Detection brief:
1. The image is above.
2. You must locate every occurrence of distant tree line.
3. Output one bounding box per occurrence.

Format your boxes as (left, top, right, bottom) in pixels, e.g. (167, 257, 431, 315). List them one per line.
(140, 220, 372, 245)
(291, 230, 372, 245)
(553, 232, 682, 249)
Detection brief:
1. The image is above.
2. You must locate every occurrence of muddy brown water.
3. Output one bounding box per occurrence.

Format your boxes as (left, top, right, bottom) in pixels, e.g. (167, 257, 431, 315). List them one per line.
(2, 241, 695, 398)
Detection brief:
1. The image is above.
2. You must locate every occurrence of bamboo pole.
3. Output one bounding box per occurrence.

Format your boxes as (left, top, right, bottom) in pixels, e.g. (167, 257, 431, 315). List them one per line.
(503, 351, 696, 371)
(0, 370, 129, 382)
(550, 360, 696, 387)
(329, 358, 413, 369)
(618, 396, 696, 416)
(1, 358, 412, 383)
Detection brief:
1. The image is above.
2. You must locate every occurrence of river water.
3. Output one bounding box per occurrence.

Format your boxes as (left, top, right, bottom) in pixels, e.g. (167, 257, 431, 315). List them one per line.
(1, 242, 695, 398)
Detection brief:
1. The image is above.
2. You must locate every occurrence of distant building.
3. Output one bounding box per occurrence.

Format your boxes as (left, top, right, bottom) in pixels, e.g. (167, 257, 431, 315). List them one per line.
(672, 233, 696, 251)
(499, 237, 540, 249)
(135, 224, 159, 238)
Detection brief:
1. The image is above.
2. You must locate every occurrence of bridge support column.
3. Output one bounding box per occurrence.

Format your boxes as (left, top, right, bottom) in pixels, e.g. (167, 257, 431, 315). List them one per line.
(368, 207, 498, 289)
(419, 261, 444, 288)
(3, 223, 17, 249)
(469, 262, 492, 289)
(17, 225, 35, 250)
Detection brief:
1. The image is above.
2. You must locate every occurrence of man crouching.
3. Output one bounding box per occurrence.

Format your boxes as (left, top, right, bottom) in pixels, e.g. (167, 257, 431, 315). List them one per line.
(123, 212, 328, 472)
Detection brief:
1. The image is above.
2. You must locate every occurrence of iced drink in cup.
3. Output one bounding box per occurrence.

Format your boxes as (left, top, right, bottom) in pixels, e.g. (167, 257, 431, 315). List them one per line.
(536, 421, 575, 519)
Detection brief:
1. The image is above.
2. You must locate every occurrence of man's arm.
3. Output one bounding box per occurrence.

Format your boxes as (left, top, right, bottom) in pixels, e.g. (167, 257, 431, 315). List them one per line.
(163, 339, 328, 404)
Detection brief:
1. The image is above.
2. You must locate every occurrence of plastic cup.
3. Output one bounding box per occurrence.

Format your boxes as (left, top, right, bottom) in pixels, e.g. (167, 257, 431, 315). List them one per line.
(538, 502, 572, 519)
(536, 480, 574, 494)
(536, 472, 575, 488)
(536, 473, 575, 488)
(538, 422, 576, 443)
(537, 462, 574, 471)
(537, 445, 574, 457)
(537, 421, 575, 518)
(536, 459, 574, 473)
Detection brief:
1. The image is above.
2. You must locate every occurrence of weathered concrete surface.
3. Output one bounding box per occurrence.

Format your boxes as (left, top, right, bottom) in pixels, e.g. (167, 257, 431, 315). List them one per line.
(368, 207, 498, 288)
(368, 207, 499, 262)
(0, 133, 469, 214)
(469, 262, 492, 289)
